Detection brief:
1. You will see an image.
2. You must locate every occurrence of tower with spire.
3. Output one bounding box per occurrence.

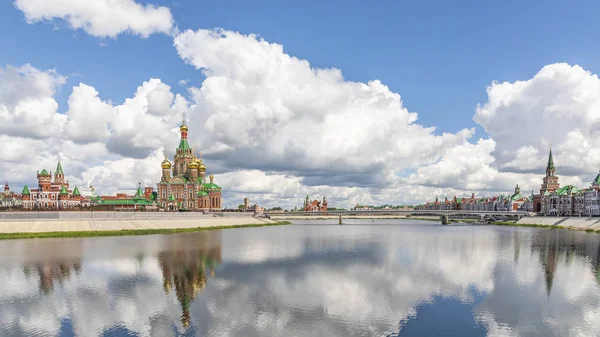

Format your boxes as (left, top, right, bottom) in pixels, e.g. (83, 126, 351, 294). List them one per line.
(540, 147, 560, 195)
(54, 160, 64, 184)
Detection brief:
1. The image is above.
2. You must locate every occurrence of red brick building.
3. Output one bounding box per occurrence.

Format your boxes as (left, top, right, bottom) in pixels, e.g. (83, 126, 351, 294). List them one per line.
(303, 195, 328, 212)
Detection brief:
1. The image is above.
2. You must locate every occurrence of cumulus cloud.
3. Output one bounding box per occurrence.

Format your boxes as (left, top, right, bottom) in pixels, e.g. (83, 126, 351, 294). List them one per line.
(0, 64, 66, 138)
(174, 28, 476, 189)
(14, 0, 174, 38)
(475, 63, 600, 178)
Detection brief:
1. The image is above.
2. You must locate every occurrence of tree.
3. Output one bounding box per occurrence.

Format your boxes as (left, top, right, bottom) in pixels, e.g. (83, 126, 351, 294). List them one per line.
(238, 204, 245, 210)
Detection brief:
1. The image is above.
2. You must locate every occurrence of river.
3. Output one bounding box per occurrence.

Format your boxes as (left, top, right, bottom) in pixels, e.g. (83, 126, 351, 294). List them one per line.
(0, 219, 599, 336)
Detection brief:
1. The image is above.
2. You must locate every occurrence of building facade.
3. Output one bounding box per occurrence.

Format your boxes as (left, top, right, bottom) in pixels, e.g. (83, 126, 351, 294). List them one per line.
(21, 161, 90, 210)
(304, 195, 327, 212)
(157, 120, 222, 211)
(0, 182, 21, 208)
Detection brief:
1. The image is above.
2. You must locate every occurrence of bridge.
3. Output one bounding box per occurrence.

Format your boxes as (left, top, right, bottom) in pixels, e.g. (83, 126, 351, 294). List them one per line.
(263, 210, 533, 225)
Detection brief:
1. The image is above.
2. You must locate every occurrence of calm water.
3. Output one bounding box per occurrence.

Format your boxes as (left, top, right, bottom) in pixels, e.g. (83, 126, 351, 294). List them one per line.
(1, 220, 600, 337)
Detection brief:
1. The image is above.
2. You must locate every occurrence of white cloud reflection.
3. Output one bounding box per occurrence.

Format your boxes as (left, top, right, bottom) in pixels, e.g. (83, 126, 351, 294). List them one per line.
(0, 225, 598, 336)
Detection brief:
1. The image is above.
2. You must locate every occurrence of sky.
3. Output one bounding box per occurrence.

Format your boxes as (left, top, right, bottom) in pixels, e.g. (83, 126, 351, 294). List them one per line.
(2, 0, 600, 209)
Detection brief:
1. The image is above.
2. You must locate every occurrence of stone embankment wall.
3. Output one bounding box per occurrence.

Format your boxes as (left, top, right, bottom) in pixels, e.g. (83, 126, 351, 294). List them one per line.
(517, 216, 600, 230)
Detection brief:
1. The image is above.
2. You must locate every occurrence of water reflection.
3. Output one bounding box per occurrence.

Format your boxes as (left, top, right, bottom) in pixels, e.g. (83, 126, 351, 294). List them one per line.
(0, 222, 599, 336)
(157, 236, 221, 328)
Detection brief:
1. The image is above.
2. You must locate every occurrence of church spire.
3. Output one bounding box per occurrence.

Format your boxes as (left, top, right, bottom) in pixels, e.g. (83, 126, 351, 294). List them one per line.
(547, 147, 555, 170)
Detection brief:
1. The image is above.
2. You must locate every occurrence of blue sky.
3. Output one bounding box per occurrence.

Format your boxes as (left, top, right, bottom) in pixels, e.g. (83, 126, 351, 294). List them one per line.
(3, 0, 600, 135)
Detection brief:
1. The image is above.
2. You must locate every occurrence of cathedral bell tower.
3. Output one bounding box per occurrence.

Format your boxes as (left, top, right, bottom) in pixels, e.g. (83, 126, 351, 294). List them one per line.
(174, 118, 193, 176)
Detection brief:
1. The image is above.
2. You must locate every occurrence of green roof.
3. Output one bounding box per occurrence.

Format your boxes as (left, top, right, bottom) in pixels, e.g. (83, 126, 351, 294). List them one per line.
(555, 185, 578, 196)
(56, 161, 64, 175)
(59, 185, 68, 195)
(134, 184, 143, 199)
(40, 169, 49, 175)
(198, 190, 208, 197)
(593, 172, 600, 186)
(168, 194, 175, 202)
(99, 199, 153, 206)
(72, 186, 81, 196)
(21, 185, 30, 195)
(178, 139, 191, 151)
(203, 183, 221, 190)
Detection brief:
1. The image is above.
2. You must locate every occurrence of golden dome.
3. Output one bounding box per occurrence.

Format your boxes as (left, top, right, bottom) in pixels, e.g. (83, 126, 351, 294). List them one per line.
(161, 157, 172, 169)
(180, 120, 188, 132)
(187, 160, 199, 169)
(199, 161, 206, 171)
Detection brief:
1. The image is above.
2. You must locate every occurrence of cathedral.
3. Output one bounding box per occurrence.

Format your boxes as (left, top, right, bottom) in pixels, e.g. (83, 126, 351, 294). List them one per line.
(156, 120, 222, 211)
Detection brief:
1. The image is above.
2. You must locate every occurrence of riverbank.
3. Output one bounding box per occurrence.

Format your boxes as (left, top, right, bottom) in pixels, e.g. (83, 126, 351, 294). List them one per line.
(0, 217, 289, 240)
(493, 216, 600, 234)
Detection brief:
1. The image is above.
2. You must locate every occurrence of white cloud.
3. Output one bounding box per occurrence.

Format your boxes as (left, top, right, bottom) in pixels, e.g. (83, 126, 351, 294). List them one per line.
(174, 28, 476, 190)
(14, 0, 174, 38)
(475, 63, 600, 177)
(0, 64, 66, 138)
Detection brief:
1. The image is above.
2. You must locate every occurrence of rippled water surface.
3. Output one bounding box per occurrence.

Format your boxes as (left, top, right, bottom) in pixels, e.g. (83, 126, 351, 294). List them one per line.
(1, 220, 600, 336)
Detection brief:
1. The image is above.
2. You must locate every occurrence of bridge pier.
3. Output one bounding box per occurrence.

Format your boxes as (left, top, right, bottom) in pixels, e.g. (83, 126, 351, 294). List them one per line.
(441, 215, 449, 225)
(339, 215, 342, 225)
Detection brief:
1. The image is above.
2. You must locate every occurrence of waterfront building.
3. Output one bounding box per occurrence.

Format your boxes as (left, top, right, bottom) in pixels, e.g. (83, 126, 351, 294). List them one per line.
(94, 184, 157, 210)
(416, 150, 600, 216)
(0, 182, 21, 208)
(540, 149, 560, 214)
(156, 120, 222, 211)
(21, 161, 89, 209)
(304, 195, 327, 212)
(518, 191, 535, 212)
(242, 197, 264, 213)
(583, 172, 600, 216)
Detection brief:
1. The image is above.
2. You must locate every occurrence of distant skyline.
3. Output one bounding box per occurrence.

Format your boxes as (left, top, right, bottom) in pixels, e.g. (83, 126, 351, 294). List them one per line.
(2, 0, 600, 208)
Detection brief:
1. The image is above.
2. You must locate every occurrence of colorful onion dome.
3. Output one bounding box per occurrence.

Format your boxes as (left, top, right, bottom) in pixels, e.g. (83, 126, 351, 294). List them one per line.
(161, 157, 172, 169)
(180, 120, 188, 132)
(187, 159, 199, 169)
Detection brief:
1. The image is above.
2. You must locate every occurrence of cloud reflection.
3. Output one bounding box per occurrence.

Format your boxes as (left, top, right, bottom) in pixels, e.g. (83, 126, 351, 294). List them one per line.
(0, 224, 598, 336)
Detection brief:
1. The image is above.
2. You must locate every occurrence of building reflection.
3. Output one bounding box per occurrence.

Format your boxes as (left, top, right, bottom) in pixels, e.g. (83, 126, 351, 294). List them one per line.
(157, 232, 223, 328)
(21, 239, 83, 294)
(525, 230, 600, 295)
